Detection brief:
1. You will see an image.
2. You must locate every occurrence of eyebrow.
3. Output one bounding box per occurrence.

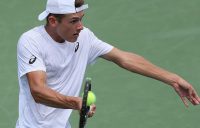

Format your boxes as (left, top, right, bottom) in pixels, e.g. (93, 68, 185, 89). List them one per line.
(71, 13, 85, 20)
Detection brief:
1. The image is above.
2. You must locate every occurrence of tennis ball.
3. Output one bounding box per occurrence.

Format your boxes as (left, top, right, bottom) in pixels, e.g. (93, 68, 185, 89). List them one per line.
(87, 91, 96, 106)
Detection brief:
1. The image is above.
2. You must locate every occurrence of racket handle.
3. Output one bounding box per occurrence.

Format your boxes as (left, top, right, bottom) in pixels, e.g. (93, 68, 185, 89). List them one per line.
(86, 77, 92, 90)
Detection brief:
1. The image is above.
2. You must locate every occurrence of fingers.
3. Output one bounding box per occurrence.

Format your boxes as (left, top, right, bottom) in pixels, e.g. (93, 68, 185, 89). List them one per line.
(186, 87, 200, 105)
(186, 96, 198, 105)
(191, 96, 199, 105)
(88, 110, 95, 118)
(180, 96, 189, 108)
(174, 86, 189, 107)
(174, 81, 200, 107)
(88, 104, 96, 118)
(192, 89, 200, 103)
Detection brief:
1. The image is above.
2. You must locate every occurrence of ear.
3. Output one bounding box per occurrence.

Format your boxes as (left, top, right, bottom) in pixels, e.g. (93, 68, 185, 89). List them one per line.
(48, 16, 58, 27)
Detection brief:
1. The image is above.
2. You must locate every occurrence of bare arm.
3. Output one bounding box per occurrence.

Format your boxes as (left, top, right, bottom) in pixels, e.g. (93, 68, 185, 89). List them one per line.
(27, 71, 82, 110)
(102, 47, 200, 107)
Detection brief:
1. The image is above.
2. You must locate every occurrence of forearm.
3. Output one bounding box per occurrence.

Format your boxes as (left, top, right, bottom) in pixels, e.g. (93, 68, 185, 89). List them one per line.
(117, 52, 179, 86)
(26, 71, 81, 110)
(31, 85, 81, 110)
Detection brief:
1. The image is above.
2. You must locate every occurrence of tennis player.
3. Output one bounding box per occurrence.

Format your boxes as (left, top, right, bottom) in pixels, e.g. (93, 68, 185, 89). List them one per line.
(16, 0, 200, 127)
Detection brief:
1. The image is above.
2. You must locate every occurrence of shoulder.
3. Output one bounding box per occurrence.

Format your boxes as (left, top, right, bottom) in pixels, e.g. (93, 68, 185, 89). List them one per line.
(81, 26, 90, 33)
(18, 26, 44, 48)
(79, 27, 94, 36)
(78, 27, 97, 42)
(20, 26, 44, 40)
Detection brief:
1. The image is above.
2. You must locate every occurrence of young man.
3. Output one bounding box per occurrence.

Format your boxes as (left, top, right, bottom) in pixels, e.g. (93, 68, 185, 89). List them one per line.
(16, 0, 200, 127)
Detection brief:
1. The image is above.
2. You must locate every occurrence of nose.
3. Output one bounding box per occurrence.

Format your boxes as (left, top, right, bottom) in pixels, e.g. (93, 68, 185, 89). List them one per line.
(77, 21, 83, 30)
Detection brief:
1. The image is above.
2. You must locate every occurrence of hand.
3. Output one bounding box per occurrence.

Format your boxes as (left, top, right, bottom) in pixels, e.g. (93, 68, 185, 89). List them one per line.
(172, 78, 200, 107)
(88, 104, 96, 118)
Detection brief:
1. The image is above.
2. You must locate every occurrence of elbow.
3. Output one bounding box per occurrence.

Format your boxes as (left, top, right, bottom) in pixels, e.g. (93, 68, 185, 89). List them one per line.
(32, 95, 41, 103)
(30, 86, 43, 103)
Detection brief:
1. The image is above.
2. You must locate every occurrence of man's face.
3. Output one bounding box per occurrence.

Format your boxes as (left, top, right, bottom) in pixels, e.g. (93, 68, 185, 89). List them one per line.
(55, 11, 84, 42)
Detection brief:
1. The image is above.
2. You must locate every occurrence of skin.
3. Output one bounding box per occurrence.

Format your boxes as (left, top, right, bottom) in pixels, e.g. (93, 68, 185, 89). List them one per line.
(45, 11, 85, 43)
(27, 11, 200, 119)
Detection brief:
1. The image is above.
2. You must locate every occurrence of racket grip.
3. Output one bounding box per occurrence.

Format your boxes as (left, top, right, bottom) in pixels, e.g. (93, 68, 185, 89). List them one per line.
(86, 77, 92, 91)
(86, 106, 90, 113)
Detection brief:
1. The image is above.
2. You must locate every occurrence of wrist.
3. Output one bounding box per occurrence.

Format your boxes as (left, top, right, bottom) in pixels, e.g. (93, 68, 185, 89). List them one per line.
(168, 74, 180, 87)
(75, 97, 82, 110)
(64, 96, 82, 110)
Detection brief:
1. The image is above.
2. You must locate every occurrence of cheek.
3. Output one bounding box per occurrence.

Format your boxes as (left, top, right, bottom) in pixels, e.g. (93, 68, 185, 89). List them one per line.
(62, 25, 75, 34)
(57, 26, 71, 37)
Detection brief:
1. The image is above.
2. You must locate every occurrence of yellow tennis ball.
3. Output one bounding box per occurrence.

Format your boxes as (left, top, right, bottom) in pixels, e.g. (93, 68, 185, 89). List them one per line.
(87, 91, 96, 106)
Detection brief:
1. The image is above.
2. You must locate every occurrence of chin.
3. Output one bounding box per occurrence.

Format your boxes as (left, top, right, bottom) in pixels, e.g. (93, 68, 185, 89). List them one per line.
(66, 37, 78, 43)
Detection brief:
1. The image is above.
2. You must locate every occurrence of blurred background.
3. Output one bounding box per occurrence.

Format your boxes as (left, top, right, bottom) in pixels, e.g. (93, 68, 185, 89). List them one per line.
(0, 0, 200, 127)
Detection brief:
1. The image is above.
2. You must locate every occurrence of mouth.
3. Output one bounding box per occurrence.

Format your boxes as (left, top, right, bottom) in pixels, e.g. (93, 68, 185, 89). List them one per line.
(73, 33, 79, 37)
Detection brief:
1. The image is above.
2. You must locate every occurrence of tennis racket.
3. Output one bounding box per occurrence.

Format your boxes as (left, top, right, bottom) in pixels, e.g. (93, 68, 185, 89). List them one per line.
(79, 77, 92, 128)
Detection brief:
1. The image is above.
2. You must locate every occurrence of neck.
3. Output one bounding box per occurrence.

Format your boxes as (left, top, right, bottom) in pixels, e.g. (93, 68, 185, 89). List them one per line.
(45, 25, 65, 43)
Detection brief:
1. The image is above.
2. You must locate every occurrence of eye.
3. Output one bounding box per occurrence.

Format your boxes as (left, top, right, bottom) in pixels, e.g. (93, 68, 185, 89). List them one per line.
(70, 19, 79, 24)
